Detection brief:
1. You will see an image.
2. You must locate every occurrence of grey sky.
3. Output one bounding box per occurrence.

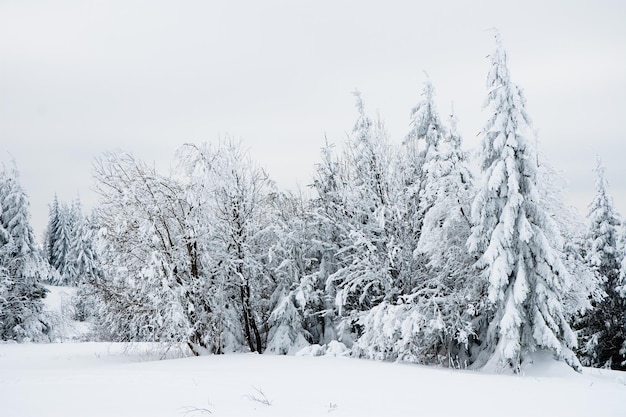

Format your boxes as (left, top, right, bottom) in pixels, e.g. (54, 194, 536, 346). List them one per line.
(1, 0, 625, 238)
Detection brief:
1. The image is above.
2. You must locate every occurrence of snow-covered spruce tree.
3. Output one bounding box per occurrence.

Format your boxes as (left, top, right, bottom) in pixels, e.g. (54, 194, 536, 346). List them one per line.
(92, 152, 221, 354)
(467, 35, 580, 372)
(619, 225, 626, 362)
(0, 165, 49, 341)
(355, 88, 479, 367)
(72, 212, 103, 322)
(264, 192, 328, 354)
(50, 201, 73, 282)
(536, 161, 600, 321)
(393, 80, 445, 295)
(180, 141, 275, 353)
(404, 80, 446, 233)
(45, 196, 96, 286)
(326, 92, 401, 345)
(577, 158, 626, 369)
(307, 140, 351, 344)
(66, 199, 100, 286)
(44, 194, 61, 282)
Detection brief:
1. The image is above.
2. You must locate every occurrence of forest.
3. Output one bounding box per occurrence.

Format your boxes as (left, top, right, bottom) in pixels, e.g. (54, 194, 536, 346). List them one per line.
(1, 35, 625, 374)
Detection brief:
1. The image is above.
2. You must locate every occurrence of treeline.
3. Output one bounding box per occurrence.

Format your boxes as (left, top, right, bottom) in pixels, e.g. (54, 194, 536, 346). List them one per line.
(1, 35, 625, 372)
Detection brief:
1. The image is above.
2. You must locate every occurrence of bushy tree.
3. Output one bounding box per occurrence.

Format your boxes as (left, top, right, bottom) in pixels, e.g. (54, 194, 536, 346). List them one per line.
(467, 34, 580, 372)
(91, 152, 220, 354)
(321, 92, 401, 345)
(179, 141, 276, 353)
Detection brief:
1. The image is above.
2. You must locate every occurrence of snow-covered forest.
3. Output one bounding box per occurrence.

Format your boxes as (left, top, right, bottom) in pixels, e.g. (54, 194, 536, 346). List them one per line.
(2, 35, 626, 380)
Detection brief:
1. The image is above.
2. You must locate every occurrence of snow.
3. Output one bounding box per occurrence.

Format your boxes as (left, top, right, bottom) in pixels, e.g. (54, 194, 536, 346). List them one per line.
(0, 342, 624, 417)
(41, 285, 90, 342)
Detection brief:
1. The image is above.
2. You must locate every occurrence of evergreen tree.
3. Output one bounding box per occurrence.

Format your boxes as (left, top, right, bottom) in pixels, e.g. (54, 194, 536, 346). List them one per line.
(397, 80, 446, 295)
(577, 158, 626, 369)
(467, 34, 580, 372)
(45, 195, 60, 268)
(536, 162, 600, 321)
(264, 192, 325, 354)
(66, 199, 100, 286)
(50, 202, 73, 281)
(355, 90, 478, 367)
(45, 196, 99, 287)
(0, 165, 48, 341)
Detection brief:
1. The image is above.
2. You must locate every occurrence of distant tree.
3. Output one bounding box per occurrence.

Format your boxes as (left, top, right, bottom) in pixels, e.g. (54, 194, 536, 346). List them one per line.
(51, 202, 73, 279)
(45, 195, 61, 270)
(66, 199, 100, 286)
(467, 34, 580, 372)
(0, 164, 49, 341)
(577, 158, 626, 370)
(45, 196, 96, 286)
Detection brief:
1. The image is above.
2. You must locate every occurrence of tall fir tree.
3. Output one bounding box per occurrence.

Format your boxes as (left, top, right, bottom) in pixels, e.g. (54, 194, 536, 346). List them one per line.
(45, 195, 61, 270)
(66, 198, 99, 286)
(0, 165, 49, 341)
(577, 158, 626, 369)
(467, 34, 580, 372)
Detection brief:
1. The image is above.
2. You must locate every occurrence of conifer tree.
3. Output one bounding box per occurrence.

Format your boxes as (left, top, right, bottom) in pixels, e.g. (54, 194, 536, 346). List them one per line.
(355, 88, 478, 367)
(467, 34, 580, 372)
(578, 158, 626, 369)
(66, 199, 100, 286)
(45, 195, 61, 268)
(0, 165, 48, 341)
(396, 80, 448, 295)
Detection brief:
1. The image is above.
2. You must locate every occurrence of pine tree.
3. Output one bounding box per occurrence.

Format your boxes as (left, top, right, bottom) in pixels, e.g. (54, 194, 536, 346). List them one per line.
(355, 90, 478, 367)
(66, 199, 100, 286)
(264, 192, 323, 354)
(45, 195, 61, 268)
(577, 158, 626, 369)
(0, 165, 48, 341)
(404, 80, 446, 229)
(396, 80, 454, 297)
(467, 34, 580, 372)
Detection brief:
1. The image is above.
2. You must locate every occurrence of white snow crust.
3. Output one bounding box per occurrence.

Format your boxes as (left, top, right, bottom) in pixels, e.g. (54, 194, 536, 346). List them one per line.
(0, 341, 624, 417)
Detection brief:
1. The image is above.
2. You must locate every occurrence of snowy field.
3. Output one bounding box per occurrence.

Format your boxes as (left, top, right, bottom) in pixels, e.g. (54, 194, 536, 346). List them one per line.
(0, 286, 624, 417)
(1, 341, 625, 417)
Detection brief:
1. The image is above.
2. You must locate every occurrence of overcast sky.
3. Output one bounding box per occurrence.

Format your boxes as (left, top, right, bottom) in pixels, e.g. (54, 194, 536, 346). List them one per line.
(1, 0, 625, 238)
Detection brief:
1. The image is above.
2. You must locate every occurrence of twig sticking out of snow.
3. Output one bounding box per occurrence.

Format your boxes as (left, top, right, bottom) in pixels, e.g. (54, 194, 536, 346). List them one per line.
(244, 386, 273, 406)
(179, 404, 212, 416)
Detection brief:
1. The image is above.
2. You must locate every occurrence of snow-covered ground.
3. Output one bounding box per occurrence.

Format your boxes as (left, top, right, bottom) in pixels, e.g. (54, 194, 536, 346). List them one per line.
(41, 285, 91, 342)
(0, 286, 624, 417)
(0, 341, 625, 417)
